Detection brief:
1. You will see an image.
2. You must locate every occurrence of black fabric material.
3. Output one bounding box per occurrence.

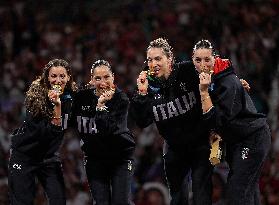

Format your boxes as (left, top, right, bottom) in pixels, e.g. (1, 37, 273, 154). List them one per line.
(8, 158, 66, 205)
(10, 91, 73, 163)
(85, 158, 134, 205)
(69, 87, 135, 160)
(8, 91, 73, 204)
(130, 61, 210, 150)
(130, 61, 213, 205)
(163, 145, 213, 205)
(203, 66, 267, 144)
(225, 124, 271, 205)
(202, 65, 271, 204)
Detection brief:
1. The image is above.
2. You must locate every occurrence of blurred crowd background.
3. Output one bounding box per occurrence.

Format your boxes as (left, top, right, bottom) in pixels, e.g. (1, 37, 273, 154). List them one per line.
(0, 0, 278, 204)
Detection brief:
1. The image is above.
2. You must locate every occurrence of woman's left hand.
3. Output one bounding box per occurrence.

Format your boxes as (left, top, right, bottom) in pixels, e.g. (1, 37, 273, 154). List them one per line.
(199, 72, 212, 93)
(240, 79, 250, 92)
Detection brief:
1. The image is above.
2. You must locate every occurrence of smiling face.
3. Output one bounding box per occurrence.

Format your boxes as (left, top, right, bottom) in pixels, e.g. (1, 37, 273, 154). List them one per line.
(91, 65, 114, 95)
(146, 47, 172, 79)
(192, 48, 215, 74)
(48, 66, 70, 92)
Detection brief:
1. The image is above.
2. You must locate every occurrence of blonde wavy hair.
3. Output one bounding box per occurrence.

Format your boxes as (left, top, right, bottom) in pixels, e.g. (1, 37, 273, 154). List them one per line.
(24, 59, 77, 119)
(147, 38, 174, 60)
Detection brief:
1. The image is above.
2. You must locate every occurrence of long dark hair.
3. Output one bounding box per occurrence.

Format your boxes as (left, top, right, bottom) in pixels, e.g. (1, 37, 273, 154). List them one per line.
(25, 59, 77, 119)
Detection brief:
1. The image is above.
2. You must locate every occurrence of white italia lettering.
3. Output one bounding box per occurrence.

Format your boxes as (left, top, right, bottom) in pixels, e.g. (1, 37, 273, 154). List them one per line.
(167, 101, 179, 118)
(188, 91, 196, 108)
(153, 92, 197, 121)
(62, 114, 69, 130)
(175, 98, 186, 114)
(157, 104, 167, 120)
(77, 116, 82, 132)
(182, 95, 190, 111)
(153, 106, 160, 122)
(76, 116, 98, 134)
(89, 117, 97, 134)
(82, 117, 89, 134)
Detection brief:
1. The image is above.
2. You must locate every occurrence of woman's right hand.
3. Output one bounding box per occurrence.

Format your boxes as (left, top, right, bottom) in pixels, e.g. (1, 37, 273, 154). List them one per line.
(199, 72, 211, 93)
(48, 90, 61, 106)
(137, 71, 148, 95)
(97, 88, 115, 108)
(48, 89, 62, 126)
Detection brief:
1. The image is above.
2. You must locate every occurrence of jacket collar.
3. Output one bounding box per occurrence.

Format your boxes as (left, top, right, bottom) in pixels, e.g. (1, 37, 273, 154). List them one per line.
(212, 65, 234, 81)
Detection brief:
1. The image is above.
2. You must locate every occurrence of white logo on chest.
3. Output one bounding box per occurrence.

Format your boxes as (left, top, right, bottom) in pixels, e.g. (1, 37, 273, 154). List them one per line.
(82, 106, 91, 111)
(180, 82, 188, 92)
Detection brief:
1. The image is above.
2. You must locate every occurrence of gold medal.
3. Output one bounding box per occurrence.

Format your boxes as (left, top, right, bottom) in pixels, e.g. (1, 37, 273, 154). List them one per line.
(209, 132, 222, 166)
(52, 84, 62, 95)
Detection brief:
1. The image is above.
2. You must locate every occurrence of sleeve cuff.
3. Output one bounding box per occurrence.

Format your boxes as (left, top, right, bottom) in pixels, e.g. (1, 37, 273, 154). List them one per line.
(50, 123, 63, 132)
(203, 106, 215, 120)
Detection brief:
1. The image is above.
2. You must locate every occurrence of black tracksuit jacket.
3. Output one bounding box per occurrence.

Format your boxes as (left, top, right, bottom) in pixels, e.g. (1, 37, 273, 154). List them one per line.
(130, 61, 209, 151)
(203, 66, 267, 144)
(10, 91, 73, 162)
(69, 87, 135, 160)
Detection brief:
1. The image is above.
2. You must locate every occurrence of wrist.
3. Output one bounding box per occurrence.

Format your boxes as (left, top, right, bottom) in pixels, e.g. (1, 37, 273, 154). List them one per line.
(52, 116, 62, 120)
(201, 95, 211, 102)
(203, 105, 214, 114)
(96, 105, 108, 112)
(97, 102, 105, 108)
(53, 101, 61, 106)
(200, 91, 210, 97)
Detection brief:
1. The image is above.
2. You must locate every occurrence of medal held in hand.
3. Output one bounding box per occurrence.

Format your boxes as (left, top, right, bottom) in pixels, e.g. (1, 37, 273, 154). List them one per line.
(52, 84, 63, 95)
(209, 132, 223, 166)
(49, 84, 63, 106)
(143, 65, 161, 93)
